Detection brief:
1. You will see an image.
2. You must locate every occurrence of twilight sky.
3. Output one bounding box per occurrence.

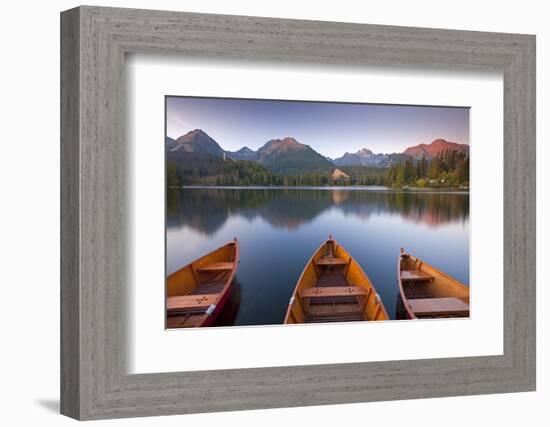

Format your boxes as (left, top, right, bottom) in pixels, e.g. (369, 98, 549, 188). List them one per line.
(166, 96, 469, 158)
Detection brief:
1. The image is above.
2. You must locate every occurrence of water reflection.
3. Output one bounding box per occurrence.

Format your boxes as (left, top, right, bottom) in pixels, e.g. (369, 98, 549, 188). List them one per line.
(213, 280, 242, 327)
(166, 187, 470, 324)
(167, 187, 469, 235)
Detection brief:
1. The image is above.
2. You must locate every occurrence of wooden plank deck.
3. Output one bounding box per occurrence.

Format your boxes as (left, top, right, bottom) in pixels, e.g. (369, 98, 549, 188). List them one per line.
(305, 312, 365, 323)
(403, 281, 434, 299)
(316, 274, 348, 287)
(189, 281, 225, 295)
(167, 313, 204, 328)
(305, 302, 363, 316)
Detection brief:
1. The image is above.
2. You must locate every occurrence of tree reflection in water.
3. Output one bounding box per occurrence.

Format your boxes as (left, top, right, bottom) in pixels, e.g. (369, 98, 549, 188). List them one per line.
(167, 187, 469, 236)
(166, 187, 469, 323)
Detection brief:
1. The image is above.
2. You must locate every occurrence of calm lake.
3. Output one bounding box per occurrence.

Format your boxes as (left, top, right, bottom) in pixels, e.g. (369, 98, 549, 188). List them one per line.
(166, 187, 469, 324)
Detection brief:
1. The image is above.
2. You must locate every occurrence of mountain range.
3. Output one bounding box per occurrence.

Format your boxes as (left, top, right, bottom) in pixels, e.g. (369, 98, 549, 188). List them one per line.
(167, 129, 225, 157)
(403, 138, 469, 160)
(332, 139, 469, 167)
(332, 149, 405, 168)
(167, 129, 469, 174)
(230, 137, 334, 174)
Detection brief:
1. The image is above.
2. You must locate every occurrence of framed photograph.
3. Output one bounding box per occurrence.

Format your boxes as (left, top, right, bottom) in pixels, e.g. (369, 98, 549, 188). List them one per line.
(164, 96, 471, 330)
(61, 6, 535, 420)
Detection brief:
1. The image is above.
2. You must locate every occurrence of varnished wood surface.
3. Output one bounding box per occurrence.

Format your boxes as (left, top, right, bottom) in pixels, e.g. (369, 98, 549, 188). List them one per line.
(167, 294, 217, 311)
(316, 257, 348, 266)
(408, 297, 469, 317)
(300, 286, 367, 298)
(285, 238, 389, 324)
(398, 251, 470, 319)
(166, 240, 238, 328)
(196, 262, 235, 272)
(400, 270, 434, 282)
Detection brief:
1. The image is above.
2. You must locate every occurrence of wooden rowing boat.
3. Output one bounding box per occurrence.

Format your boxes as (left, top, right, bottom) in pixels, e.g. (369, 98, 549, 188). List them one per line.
(166, 239, 239, 328)
(284, 236, 389, 324)
(397, 248, 469, 319)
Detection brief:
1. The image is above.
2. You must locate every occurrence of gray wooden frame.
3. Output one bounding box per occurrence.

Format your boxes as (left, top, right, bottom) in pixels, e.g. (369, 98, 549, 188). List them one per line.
(60, 5, 536, 420)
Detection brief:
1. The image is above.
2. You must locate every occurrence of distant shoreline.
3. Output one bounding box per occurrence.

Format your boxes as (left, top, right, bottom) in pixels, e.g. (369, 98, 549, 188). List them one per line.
(170, 185, 469, 194)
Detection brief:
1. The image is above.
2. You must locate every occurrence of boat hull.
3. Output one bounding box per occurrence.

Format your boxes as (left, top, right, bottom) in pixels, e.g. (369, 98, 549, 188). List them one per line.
(397, 249, 469, 319)
(284, 236, 389, 324)
(167, 239, 239, 328)
(197, 281, 233, 327)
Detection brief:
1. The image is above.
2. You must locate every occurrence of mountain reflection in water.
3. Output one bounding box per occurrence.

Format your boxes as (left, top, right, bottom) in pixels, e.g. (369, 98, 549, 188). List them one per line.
(166, 187, 469, 324)
(167, 187, 469, 235)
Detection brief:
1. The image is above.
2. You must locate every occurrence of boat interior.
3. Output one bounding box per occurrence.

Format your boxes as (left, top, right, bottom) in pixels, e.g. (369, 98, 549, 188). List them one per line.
(166, 242, 237, 328)
(287, 239, 386, 324)
(399, 252, 469, 318)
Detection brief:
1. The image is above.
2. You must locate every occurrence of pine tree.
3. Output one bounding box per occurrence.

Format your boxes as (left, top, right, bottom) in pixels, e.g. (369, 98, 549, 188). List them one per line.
(404, 159, 415, 184)
(420, 156, 428, 177)
(166, 162, 180, 187)
(456, 156, 469, 183)
(395, 164, 405, 187)
(428, 156, 441, 180)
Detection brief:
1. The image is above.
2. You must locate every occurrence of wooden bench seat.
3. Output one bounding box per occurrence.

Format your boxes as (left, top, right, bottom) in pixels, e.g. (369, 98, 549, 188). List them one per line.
(195, 262, 234, 272)
(408, 297, 469, 317)
(400, 269, 435, 282)
(315, 257, 348, 266)
(167, 294, 218, 313)
(300, 286, 367, 299)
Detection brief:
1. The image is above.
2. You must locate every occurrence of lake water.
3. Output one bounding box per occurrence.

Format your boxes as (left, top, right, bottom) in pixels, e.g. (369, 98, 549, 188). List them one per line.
(166, 187, 469, 324)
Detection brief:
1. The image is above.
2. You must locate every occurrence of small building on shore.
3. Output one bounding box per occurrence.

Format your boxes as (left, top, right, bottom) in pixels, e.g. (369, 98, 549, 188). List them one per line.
(331, 168, 350, 182)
